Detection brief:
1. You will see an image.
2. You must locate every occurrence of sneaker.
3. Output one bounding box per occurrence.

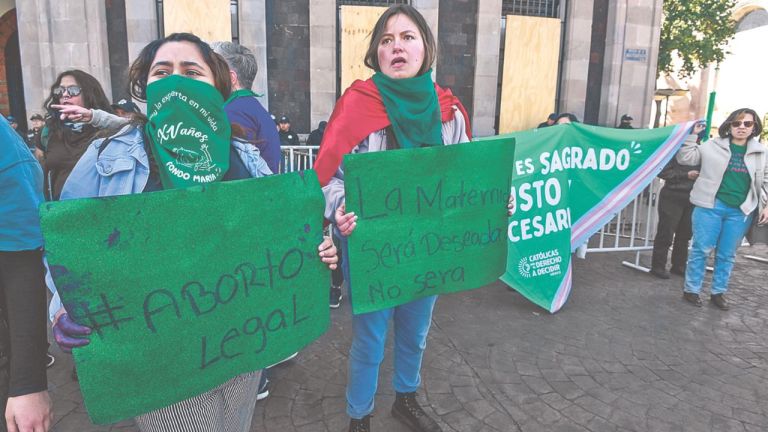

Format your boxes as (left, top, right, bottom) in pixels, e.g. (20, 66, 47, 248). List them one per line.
(682, 292, 702, 307)
(256, 374, 269, 401)
(391, 392, 442, 432)
(348, 415, 371, 432)
(670, 266, 686, 276)
(330, 286, 343, 309)
(649, 267, 670, 279)
(268, 352, 298, 368)
(710, 293, 730, 310)
(46, 352, 55, 368)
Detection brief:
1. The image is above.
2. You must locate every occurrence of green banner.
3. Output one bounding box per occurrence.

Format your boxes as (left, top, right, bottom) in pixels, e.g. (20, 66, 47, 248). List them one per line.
(40, 172, 329, 424)
(477, 122, 696, 312)
(344, 139, 515, 314)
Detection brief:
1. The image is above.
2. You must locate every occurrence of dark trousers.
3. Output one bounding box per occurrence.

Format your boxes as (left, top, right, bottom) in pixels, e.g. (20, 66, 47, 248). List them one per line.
(652, 188, 694, 271)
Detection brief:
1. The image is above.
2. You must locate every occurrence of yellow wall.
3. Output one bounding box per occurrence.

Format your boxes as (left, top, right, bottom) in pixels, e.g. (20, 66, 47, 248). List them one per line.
(499, 15, 561, 133)
(163, 0, 231, 42)
(340, 5, 386, 93)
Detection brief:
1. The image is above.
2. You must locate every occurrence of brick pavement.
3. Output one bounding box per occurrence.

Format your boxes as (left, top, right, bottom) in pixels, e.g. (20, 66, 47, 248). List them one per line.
(47, 245, 768, 431)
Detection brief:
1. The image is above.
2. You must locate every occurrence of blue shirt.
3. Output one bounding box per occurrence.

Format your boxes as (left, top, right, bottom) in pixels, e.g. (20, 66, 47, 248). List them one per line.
(225, 94, 282, 174)
(0, 118, 45, 251)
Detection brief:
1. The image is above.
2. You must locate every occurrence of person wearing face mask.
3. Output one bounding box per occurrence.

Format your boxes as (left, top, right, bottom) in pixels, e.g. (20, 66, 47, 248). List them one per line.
(46, 33, 338, 432)
(677, 109, 768, 310)
(41, 70, 129, 200)
(313, 6, 515, 432)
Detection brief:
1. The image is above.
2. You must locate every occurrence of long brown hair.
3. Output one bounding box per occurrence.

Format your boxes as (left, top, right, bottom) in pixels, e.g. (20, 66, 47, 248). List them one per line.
(43, 70, 114, 142)
(363, 5, 437, 76)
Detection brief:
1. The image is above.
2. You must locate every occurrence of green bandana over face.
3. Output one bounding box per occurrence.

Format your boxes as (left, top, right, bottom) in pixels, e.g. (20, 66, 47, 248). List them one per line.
(145, 75, 231, 189)
(371, 68, 442, 149)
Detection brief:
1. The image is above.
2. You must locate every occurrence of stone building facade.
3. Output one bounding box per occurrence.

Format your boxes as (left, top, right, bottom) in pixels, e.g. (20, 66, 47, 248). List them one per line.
(1, 0, 664, 135)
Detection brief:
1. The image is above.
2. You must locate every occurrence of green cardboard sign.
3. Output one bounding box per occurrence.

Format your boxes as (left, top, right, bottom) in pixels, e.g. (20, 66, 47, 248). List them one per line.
(344, 139, 516, 314)
(40, 171, 329, 424)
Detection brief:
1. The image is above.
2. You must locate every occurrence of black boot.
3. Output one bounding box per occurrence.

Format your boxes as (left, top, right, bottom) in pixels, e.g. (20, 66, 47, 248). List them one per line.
(348, 415, 370, 432)
(391, 392, 442, 432)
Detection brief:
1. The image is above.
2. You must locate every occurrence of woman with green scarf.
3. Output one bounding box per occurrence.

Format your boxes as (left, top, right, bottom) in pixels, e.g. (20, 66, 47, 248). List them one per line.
(49, 33, 338, 431)
(313, 6, 471, 432)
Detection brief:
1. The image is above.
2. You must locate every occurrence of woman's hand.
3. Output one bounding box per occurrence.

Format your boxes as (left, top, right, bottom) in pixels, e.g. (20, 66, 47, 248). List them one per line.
(759, 206, 768, 225)
(52, 312, 91, 353)
(508, 194, 516, 216)
(318, 236, 339, 270)
(335, 203, 357, 237)
(50, 104, 93, 123)
(5, 391, 53, 432)
(691, 122, 706, 136)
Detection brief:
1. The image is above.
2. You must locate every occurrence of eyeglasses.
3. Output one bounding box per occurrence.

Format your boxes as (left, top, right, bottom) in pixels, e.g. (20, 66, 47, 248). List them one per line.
(53, 86, 82, 97)
(730, 120, 754, 128)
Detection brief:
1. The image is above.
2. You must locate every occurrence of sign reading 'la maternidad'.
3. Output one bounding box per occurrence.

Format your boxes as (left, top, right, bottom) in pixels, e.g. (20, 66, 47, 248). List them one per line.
(477, 121, 696, 313)
(343, 138, 516, 314)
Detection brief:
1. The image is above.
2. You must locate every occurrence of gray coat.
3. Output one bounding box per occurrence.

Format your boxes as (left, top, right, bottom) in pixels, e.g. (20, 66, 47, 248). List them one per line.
(676, 134, 767, 216)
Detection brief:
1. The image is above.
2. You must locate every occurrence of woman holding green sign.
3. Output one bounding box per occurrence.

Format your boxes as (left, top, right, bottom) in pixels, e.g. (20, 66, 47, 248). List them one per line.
(677, 110, 767, 310)
(313, 5, 473, 432)
(48, 33, 338, 431)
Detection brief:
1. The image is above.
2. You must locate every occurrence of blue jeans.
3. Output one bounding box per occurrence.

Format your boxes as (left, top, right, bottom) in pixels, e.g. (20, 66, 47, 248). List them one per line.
(684, 200, 753, 295)
(338, 233, 437, 419)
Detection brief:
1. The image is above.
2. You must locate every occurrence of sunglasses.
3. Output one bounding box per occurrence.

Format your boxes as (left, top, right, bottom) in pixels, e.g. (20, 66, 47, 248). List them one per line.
(53, 85, 82, 97)
(730, 120, 754, 128)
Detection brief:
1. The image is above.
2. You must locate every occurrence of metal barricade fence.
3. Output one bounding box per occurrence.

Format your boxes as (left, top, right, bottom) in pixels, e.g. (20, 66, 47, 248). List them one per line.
(582, 178, 661, 272)
(582, 178, 764, 269)
(280, 146, 320, 173)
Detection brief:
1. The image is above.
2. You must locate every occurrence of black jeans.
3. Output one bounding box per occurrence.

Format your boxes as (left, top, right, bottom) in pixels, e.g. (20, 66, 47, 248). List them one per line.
(652, 188, 694, 271)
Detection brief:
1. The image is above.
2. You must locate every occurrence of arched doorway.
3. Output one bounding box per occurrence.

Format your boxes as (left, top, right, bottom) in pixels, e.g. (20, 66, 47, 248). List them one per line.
(0, 9, 26, 131)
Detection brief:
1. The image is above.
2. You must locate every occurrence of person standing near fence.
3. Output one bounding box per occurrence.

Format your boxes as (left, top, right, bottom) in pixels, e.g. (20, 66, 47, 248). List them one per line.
(313, 5, 474, 431)
(212, 41, 282, 174)
(677, 111, 768, 310)
(649, 152, 700, 279)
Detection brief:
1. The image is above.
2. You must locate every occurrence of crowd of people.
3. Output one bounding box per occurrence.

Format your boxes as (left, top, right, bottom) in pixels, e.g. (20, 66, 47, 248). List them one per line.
(1, 4, 767, 432)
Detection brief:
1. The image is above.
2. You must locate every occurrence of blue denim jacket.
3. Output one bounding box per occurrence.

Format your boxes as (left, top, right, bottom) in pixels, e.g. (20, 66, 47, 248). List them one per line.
(49, 124, 272, 320)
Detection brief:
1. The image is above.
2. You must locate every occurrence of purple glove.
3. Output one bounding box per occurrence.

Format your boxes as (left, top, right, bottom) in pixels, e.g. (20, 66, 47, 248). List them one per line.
(53, 313, 92, 353)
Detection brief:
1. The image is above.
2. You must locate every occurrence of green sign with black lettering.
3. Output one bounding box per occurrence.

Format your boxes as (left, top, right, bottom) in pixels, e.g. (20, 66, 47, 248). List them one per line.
(343, 139, 515, 314)
(40, 172, 328, 424)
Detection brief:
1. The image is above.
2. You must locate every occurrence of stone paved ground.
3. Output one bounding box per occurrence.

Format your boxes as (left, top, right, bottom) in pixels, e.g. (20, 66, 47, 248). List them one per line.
(48, 245, 768, 431)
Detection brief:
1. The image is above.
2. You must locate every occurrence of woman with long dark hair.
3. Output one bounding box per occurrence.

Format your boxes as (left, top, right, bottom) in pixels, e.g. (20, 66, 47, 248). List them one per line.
(49, 33, 338, 431)
(42, 70, 126, 200)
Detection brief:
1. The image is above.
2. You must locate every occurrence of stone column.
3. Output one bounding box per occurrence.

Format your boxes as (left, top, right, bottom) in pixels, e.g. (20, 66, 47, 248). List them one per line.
(18, 0, 112, 117)
(599, 0, 663, 127)
(413, 0, 439, 78)
(240, 0, 270, 110)
(471, 0, 502, 137)
(309, 0, 335, 128)
(125, 0, 158, 65)
(558, 0, 593, 119)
